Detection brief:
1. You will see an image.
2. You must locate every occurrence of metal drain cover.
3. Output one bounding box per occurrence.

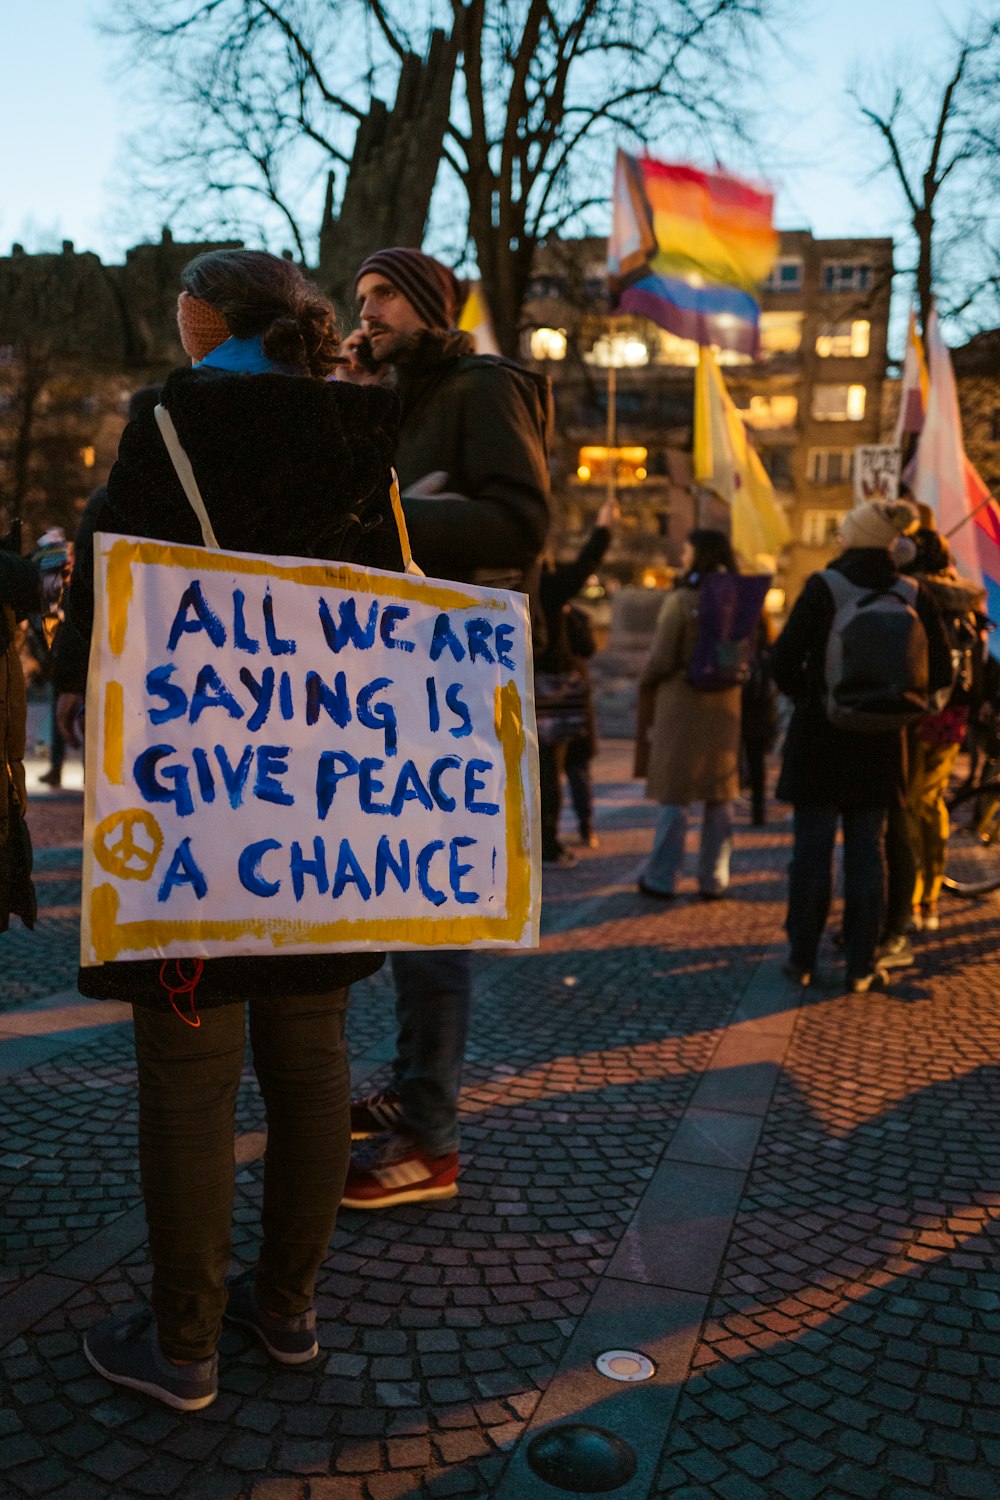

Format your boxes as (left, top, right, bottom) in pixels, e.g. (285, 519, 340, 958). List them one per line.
(595, 1349, 656, 1383)
(526, 1423, 638, 1492)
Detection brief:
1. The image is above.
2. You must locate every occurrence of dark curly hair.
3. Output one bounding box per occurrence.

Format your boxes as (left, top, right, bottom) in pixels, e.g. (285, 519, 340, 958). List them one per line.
(180, 249, 340, 377)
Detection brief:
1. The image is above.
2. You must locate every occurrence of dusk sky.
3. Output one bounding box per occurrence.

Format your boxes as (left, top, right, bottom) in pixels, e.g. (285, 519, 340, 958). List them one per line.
(0, 2, 976, 268)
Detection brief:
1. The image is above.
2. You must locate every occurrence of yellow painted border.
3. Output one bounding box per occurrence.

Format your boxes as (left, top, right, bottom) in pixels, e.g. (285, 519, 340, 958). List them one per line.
(85, 536, 538, 963)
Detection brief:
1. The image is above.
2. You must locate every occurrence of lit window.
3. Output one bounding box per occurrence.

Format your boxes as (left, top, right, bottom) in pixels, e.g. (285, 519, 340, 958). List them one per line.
(585, 334, 649, 367)
(530, 327, 567, 361)
(815, 320, 871, 358)
(741, 394, 798, 430)
(575, 446, 648, 485)
(80, 446, 96, 468)
(808, 448, 854, 484)
(811, 384, 866, 421)
(655, 330, 700, 366)
(821, 262, 872, 293)
(802, 509, 847, 545)
(759, 312, 803, 356)
(763, 257, 803, 292)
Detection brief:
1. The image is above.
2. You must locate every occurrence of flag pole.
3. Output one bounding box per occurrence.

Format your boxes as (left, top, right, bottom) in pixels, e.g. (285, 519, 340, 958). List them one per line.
(606, 318, 618, 507)
(943, 489, 996, 540)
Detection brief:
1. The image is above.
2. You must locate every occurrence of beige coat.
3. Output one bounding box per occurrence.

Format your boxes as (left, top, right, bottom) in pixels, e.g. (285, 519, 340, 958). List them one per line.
(636, 586, 741, 806)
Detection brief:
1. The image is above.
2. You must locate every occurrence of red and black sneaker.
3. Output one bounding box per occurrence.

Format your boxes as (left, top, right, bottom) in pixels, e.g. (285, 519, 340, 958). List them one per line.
(341, 1134, 459, 1210)
(349, 1089, 403, 1140)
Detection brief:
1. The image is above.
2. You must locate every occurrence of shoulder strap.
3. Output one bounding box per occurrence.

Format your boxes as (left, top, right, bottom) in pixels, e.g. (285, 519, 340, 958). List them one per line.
(889, 575, 919, 606)
(821, 568, 860, 609)
(154, 404, 221, 550)
(388, 468, 424, 577)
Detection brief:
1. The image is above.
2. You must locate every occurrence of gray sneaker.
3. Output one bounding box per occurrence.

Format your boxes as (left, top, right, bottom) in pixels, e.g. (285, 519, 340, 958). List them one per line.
(876, 933, 914, 969)
(224, 1269, 319, 1364)
(84, 1307, 217, 1411)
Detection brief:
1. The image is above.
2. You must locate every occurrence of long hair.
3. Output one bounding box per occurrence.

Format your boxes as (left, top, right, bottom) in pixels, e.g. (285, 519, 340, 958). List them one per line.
(679, 527, 737, 586)
(180, 249, 340, 378)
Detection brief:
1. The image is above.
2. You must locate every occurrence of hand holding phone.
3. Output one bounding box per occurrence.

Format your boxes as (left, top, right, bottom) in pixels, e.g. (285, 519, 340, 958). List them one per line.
(332, 330, 384, 383)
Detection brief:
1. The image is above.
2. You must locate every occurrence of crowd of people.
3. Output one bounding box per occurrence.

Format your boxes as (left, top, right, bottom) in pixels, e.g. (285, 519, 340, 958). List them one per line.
(0, 241, 992, 1416)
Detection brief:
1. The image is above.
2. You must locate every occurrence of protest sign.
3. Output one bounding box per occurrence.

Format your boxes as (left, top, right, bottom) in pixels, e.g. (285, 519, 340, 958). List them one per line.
(854, 445, 902, 506)
(81, 536, 540, 966)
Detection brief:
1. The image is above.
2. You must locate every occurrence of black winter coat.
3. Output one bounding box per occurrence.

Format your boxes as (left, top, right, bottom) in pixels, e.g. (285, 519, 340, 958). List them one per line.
(66, 365, 404, 1007)
(392, 331, 551, 584)
(771, 549, 953, 808)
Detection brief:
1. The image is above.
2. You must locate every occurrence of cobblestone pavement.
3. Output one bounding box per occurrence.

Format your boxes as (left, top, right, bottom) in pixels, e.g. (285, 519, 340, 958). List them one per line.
(2, 743, 1000, 1499)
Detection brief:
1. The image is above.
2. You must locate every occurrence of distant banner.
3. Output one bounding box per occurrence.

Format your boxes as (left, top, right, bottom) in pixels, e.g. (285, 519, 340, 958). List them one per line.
(854, 445, 902, 505)
(82, 536, 540, 966)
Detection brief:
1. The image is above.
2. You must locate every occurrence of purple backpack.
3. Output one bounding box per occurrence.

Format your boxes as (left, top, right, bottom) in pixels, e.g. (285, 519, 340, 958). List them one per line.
(686, 572, 771, 691)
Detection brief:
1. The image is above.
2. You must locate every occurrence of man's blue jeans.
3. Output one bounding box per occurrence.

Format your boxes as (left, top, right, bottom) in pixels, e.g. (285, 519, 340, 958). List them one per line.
(786, 803, 886, 979)
(390, 950, 472, 1156)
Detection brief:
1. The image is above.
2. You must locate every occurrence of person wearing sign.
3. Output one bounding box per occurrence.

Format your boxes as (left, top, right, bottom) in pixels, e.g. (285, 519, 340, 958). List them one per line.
(335, 246, 550, 1210)
(57, 249, 406, 1412)
(770, 501, 951, 994)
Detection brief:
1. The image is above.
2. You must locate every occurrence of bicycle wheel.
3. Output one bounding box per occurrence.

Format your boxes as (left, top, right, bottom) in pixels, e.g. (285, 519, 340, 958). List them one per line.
(942, 781, 1000, 896)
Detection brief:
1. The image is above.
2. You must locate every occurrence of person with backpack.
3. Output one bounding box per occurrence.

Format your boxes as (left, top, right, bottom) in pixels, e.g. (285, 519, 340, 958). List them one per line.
(635, 528, 764, 900)
(898, 527, 986, 940)
(770, 500, 952, 993)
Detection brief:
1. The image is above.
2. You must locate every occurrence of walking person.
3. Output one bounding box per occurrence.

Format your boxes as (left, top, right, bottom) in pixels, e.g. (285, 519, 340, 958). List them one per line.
(55, 248, 405, 1410)
(770, 501, 951, 992)
(334, 247, 550, 1208)
(635, 529, 745, 901)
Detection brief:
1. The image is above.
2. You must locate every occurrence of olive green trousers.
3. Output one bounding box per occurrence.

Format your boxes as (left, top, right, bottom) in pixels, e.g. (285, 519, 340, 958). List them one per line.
(131, 988, 350, 1360)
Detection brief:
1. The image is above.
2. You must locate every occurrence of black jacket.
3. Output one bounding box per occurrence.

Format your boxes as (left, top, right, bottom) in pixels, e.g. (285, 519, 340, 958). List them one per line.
(771, 549, 953, 808)
(66, 365, 404, 1006)
(392, 331, 551, 584)
(536, 527, 611, 676)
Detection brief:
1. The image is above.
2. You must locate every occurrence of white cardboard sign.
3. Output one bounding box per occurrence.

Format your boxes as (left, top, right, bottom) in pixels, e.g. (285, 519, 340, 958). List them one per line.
(82, 535, 540, 966)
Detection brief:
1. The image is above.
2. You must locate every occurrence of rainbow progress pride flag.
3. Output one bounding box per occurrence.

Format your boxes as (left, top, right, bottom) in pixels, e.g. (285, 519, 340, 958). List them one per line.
(608, 151, 777, 357)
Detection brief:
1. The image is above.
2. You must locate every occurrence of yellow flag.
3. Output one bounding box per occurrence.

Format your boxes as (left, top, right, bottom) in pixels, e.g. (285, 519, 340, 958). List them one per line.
(694, 347, 790, 563)
(458, 283, 501, 356)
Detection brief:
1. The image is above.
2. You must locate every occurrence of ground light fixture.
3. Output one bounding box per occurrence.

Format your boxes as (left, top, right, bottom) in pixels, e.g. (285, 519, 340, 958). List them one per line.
(594, 1348, 656, 1382)
(526, 1423, 638, 1492)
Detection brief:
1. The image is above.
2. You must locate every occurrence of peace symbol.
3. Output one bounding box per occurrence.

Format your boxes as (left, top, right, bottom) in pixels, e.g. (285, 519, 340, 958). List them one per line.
(93, 809, 164, 881)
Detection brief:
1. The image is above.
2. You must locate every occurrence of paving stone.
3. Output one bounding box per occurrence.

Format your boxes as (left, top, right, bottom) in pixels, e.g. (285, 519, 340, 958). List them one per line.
(13, 758, 1000, 1500)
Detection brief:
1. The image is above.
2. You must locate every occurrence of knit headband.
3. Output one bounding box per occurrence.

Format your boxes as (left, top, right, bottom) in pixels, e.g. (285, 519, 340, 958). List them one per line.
(177, 292, 231, 363)
(354, 248, 460, 331)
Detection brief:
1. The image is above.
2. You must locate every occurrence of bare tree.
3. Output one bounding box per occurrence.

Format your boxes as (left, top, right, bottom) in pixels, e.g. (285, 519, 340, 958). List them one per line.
(108, 0, 777, 354)
(850, 16, 1000, 341)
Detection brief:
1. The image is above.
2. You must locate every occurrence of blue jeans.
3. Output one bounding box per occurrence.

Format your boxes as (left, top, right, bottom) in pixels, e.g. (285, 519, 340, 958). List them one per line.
(786, 804, 886, 978)
(642, 801, 732, 895)
(390, 950, 472, 1156)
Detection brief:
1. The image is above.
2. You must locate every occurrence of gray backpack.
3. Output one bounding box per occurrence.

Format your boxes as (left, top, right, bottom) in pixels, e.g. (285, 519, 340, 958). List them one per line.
(822, 570, 930, 732)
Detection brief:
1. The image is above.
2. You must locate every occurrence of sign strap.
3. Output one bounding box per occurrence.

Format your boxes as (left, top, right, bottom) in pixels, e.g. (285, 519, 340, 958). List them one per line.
(154, 404, 222, 550)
